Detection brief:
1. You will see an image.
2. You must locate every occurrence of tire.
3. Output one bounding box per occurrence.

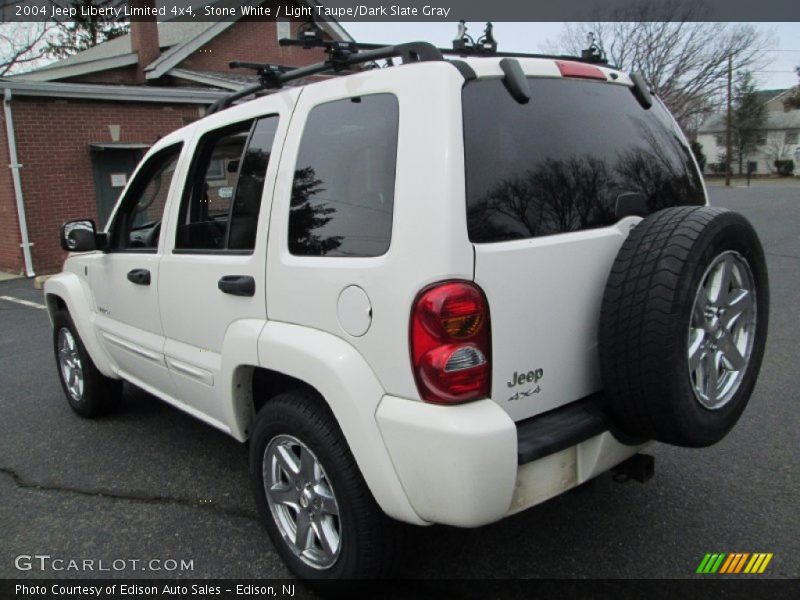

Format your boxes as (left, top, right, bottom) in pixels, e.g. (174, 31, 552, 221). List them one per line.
(249, 389, 405, 581)
(599, 206, 769, 447)
(52, 311, 122, 417)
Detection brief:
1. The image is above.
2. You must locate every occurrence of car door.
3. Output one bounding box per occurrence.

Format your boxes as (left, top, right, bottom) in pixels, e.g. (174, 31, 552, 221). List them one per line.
(158, 98, 291, 430)
(89, 142, 186, 399)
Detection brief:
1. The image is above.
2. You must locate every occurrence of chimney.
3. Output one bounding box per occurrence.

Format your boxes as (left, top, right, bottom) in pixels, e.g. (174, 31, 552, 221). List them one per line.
(130, 0, 160, 84)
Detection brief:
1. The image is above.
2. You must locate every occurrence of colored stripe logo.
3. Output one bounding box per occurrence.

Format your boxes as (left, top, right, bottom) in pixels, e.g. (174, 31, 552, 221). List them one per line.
(696, 553, 773, 574)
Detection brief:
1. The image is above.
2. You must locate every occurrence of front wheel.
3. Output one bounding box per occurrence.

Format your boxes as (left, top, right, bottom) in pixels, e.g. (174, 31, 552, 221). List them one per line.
(249, 389, 404, 580)
(52, 311, 122, 417)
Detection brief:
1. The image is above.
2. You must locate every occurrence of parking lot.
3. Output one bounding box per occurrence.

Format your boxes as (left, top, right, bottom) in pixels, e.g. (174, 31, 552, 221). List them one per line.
(1, 184, 798, 581)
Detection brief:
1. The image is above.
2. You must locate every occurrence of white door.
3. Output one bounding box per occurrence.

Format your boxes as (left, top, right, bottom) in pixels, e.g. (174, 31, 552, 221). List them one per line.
(90, 143, 185, 398)
(158, 101, 290, 430)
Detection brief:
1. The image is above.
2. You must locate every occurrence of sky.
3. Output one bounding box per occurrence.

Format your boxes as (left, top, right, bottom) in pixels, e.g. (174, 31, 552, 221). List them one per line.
(342, 22, 800, 90)
(2, 20, 796, 91)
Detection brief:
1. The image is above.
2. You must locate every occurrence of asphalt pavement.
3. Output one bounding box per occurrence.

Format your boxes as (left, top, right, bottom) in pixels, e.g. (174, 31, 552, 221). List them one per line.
(0, 184, 798, 583)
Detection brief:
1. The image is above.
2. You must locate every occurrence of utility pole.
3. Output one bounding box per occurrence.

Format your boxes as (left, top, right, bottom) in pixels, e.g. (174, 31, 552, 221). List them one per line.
(725, 54, 733, 187)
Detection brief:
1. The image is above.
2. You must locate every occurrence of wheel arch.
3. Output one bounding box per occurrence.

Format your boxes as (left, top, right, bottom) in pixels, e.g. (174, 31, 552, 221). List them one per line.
(239, 320, 424, 525)
(43, 272, 117, 378)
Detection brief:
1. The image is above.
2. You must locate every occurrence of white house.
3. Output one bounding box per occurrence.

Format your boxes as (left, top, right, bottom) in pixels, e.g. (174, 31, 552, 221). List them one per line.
(696, 88, 800, 175)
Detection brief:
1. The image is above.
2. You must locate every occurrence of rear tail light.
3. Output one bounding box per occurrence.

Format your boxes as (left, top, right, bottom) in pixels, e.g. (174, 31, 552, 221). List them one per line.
(410, 281, 491, 404)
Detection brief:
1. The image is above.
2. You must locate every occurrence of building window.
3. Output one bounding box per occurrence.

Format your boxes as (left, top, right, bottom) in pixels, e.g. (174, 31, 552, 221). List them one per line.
(756, 135, 767, 146)
(786, 131, 799, 145)
(747, 161, 758, 173)
(288, 94, 399, 257)
(276, 19, 291, 41)
(715, 134, 725, 146)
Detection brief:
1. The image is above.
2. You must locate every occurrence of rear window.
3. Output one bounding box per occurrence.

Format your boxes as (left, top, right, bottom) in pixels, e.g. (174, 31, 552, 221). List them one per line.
(463, 77, 705, 243)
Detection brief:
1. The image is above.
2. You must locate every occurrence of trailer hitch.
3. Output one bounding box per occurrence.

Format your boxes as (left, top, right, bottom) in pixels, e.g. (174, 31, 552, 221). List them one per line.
(612, 453, 655, 483)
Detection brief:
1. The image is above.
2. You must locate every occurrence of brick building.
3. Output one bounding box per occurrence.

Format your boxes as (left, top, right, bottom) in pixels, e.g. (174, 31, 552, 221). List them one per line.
(0, 0, 350, 275)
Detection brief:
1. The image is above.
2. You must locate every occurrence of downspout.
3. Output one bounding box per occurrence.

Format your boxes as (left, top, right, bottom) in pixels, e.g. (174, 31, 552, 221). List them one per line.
(3, 88, 35, 277)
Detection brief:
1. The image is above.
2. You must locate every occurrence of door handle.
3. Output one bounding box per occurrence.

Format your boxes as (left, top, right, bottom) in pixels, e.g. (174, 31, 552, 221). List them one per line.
(218, 275, 255, 297)
(127, 268, 151, 285)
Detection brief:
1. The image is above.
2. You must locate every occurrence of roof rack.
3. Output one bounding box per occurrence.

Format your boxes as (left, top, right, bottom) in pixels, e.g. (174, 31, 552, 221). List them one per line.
(206, 24, 612, 115)
(206, 40, 442, 114)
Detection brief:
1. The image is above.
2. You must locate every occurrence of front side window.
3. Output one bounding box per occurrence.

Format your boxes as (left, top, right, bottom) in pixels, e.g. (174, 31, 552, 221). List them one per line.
(288, 94, 399, 257)
(463, 78, 705, 243)
(109, 143, 181, 251)
(175, 116, 279, 252)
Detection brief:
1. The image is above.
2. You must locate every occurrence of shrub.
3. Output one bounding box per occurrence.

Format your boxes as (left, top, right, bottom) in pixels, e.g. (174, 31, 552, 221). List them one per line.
(691, 141, 707, 172)
(774, 160, 795, 176)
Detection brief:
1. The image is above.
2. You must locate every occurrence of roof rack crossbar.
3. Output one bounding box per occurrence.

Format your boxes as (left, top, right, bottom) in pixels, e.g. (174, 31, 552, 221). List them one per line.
(207, 40, 443, 115)
(319, 41, 612, 67)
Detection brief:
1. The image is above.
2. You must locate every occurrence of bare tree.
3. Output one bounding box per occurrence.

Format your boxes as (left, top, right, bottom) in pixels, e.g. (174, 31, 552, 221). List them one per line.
(547, 0, 771, 133)
(0, 23, 53, 76)
(46, 1, 129, 59)
(762, 134, 793, 172)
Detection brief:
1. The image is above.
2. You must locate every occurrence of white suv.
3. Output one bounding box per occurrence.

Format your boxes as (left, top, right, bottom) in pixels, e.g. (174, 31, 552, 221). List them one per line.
(45, 40, 769, 580)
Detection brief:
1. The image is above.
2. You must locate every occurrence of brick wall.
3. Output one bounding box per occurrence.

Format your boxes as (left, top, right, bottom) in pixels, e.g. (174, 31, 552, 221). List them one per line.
(0, 96, 202, 274)
(0, 8, 343, 274)
(62, 16, 329, 86)
(179, 17, 328, 74)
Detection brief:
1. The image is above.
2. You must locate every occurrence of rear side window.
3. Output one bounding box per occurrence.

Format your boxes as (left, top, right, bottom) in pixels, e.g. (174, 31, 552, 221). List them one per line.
(463, 78, 705, 243)
(288, 94, 399, 257)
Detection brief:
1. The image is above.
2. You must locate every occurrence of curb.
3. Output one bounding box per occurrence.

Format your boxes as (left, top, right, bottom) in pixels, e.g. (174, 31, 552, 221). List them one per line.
(34, 275, 52, 290)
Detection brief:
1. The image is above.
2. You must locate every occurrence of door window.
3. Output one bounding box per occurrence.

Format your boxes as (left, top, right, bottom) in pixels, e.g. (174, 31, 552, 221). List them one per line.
(175, 116, 279, 253)
(108, 144, 182, 251)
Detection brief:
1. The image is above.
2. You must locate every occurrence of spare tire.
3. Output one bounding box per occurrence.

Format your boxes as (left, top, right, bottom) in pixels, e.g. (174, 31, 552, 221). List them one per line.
(599, 206, 769, 447)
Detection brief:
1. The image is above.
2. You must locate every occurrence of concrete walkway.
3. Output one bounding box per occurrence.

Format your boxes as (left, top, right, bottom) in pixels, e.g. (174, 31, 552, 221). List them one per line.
(705, 176, 800, 188)
(0, 271, 22, 282)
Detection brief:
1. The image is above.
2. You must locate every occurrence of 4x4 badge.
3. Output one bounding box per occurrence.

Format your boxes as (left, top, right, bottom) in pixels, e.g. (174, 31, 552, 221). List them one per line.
(508, 387, 541, 402)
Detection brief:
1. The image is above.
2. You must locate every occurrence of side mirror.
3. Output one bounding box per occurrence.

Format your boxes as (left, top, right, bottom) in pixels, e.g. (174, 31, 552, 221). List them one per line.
(60, 219, 105, 252)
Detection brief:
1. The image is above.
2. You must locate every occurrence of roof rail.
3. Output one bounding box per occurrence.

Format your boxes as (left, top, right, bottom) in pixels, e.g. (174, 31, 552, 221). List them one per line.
(206, 33, 615, 116)
(206, 40, 443, 114)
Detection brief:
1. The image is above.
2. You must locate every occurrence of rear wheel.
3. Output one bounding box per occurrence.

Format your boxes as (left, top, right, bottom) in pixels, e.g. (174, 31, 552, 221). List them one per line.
(250, 389, 405, 580)
(52, 311, 122, 417)
(599, 206, 769, 447)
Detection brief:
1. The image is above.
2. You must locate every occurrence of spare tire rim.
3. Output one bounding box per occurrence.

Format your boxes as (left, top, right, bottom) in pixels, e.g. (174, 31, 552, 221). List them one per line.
(688, 250, 757, 410)
(57, 327, 84, 402)
(263, 434, 341, 569)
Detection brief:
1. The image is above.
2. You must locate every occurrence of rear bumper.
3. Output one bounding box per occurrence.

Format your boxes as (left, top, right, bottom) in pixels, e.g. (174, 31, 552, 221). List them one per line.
(376, 395, 646, 527)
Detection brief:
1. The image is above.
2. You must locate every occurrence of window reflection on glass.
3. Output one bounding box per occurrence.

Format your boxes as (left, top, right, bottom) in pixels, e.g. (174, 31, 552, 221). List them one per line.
(288, 94, 399, 257)
(463, 78, 705, 244)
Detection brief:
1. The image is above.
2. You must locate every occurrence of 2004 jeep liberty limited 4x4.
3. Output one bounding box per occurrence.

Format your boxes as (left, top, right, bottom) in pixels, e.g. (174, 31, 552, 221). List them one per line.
(45, 38, 769, 580)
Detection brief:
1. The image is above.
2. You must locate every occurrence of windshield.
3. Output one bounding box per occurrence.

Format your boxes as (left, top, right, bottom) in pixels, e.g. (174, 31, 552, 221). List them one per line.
(463, 77, 705, 243)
